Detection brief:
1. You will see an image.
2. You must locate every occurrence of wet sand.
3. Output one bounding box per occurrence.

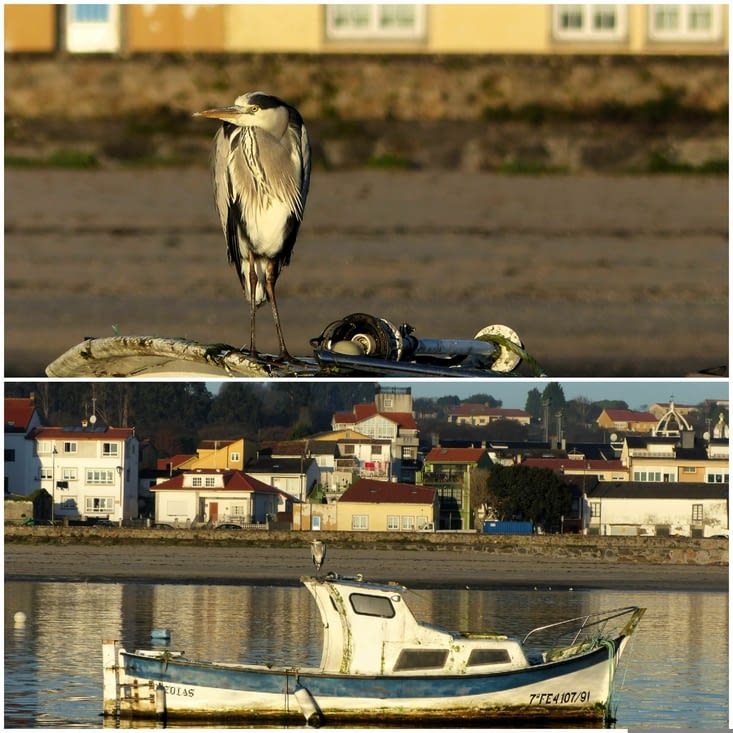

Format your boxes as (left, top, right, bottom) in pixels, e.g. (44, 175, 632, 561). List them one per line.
(4, 543, 727, 591)
(5, 169, 728, 377)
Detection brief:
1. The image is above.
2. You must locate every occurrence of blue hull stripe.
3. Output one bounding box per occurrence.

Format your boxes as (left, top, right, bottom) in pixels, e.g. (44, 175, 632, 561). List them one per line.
(124, 636, 619, 701)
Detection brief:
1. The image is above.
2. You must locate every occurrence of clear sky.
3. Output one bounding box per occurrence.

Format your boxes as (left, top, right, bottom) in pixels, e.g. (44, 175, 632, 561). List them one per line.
(206, 379, 728, 411)
(378, 379, 728, 410)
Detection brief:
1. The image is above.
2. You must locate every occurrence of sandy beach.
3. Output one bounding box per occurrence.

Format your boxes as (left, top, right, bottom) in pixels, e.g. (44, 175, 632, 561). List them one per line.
(5, 169, 727, 377)
(4, 542, 727, 592)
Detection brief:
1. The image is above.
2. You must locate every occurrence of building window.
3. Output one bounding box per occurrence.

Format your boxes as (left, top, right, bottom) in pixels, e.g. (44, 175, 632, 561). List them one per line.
(387, 515, 399, 530)
(707, 472, 729, 483)
(343, 444, 355, 455)
(682, 466, 697, 474)
(590, 502, 601, 518)
(326, 4, 426, 40)
(351, 514, 369, 530)
(648, 5, 723, 41)
(402, 515, 415, 531)
(102, 442, 119, 457)
(553, 5, 627, 42)
(41, 467, 53, 481)
(192, 477, 203, 487)
(204, 476, 217, 487)
(691, 504, 703, 522)
(64, 442, 78, 454)
(85, 496, 114, 513)
(62, 468, 78, 481)
(36, 441, 52, 455)
(371, 445, 383, 457)
(230, 451, 241, 463)
(65, 4, 121, 53)
(86, 469, 114, 485)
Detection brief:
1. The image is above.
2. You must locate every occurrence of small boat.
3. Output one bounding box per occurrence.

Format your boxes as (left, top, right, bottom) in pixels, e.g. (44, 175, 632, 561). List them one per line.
(103, 571, 645, 725)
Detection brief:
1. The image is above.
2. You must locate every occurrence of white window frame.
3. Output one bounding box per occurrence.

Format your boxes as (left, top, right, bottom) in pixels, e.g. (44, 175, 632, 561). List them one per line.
(204, 476, 217, 488)
(191, 476, 203, 487)
(648, 5, 723, 42)
(65, 4, 121, 53)
(40, 467, 53, 481)
(62, 467, 78, 481)
(351, 514, 369, 530)
(402, 515, 415, 531)
(85, 496, 115, 513)
(387, 515, 399, 530)
(326, 5, 426, 41)
(102, 442, 119, 457)
(230, 451, 241, 463)
(63, 441, 78, 454)
(552, 5, 627, 42)
(86, 468, 115, 485)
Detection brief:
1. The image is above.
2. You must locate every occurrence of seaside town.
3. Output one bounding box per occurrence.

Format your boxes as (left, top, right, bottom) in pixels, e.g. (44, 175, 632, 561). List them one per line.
(5, 383, 729, 539)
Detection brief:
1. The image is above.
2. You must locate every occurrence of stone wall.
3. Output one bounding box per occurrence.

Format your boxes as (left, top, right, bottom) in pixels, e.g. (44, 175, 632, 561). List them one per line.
(5, 526, 727, 565)
(5, 53, 727, 172)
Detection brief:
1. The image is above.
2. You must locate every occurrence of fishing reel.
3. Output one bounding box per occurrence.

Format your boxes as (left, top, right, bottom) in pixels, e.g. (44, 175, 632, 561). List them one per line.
(310, 313, 528, 375)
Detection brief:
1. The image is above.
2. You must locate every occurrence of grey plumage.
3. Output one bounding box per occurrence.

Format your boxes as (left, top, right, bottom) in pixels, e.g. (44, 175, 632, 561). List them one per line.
(195, 92, 311, 359)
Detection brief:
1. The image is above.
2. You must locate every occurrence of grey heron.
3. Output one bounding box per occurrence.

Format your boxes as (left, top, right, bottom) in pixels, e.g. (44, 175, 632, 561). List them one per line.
(310, 539, 326, 571)
(194, 92, 311, 360)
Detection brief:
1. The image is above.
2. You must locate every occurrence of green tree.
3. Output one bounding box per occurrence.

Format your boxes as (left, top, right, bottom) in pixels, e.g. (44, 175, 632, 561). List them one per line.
(464, 393, 502, 407)
(525, 388, 543, 420)
(486, 464, 572, 530)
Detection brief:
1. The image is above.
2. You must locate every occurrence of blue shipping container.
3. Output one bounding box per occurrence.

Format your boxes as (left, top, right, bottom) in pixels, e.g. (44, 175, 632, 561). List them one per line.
(482, 520, 533, 535)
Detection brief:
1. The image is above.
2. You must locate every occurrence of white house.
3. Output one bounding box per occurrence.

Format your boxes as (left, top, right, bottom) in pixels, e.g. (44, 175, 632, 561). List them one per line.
(5, 397, 44, 495)
(244, 454, 320, 503)
(584, 482, 728, 537)
(151, 468, 295, 525)
(27, 424, 139, 523)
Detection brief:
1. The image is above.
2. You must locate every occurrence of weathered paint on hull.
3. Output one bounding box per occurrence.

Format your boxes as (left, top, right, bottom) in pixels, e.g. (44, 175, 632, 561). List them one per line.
(104, 636, 627, 723)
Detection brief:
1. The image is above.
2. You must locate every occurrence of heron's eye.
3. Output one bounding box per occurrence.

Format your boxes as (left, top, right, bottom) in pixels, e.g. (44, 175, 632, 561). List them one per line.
(250, 105, 260, 112)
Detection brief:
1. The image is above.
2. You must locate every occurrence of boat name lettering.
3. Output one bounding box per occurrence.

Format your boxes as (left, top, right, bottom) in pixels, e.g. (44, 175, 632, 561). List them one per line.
(529, 690, 590, 705)
(162, 684, 195, 698)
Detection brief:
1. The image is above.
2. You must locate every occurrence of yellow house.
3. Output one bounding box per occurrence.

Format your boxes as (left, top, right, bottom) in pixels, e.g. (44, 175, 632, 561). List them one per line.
(336, 478, 438, 532)
(5, 5, 727, 55)
(177, 438, 255, 472)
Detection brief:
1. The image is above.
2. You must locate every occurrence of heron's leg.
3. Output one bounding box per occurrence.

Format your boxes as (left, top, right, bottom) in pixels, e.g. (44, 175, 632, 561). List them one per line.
(264, 261, 292, 361)
(247, 254, 258, 356)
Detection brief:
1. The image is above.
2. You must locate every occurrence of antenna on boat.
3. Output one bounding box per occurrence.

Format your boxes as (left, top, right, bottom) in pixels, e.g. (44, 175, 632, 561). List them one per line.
(310, 540, 326, 571)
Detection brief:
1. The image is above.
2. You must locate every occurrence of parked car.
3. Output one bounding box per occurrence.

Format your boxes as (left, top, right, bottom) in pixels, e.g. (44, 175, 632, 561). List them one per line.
(214, 523, 243, 530)
(94, 519, 117, 527)
(151, 523, 175, 530)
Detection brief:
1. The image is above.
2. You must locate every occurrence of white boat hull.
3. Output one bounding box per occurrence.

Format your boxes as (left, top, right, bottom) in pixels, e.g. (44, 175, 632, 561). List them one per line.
(103, 634, 631, 724)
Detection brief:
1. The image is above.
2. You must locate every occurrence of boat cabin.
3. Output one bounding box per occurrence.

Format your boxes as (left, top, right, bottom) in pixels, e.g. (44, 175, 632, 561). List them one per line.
(303, 574, 529, 676)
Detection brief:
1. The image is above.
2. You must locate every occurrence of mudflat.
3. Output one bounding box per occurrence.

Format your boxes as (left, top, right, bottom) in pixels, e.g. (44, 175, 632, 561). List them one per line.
(4, 543, 727, 591)
(5, 169, 727, 377)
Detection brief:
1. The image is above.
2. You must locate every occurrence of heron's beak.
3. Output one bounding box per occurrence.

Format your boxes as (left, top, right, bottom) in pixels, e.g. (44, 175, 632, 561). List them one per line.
(193, 106, 244, 122)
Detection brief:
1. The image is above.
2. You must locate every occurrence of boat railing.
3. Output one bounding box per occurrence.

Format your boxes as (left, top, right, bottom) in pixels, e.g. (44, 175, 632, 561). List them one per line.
(521, 606, 642, 650)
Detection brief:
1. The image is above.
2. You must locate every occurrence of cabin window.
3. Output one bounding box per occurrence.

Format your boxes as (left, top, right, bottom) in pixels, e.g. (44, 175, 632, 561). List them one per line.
(349, 593, 395, 618)
(394, 649, 449, 671)
(467, 648, 511, 666)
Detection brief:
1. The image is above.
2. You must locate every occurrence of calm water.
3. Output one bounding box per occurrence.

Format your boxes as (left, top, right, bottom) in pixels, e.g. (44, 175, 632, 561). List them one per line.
(4, 580, 728, 729)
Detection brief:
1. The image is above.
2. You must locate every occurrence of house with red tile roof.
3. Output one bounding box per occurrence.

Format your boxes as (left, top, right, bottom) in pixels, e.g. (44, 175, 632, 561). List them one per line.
(25, 424, 139, 523)
(447, 404, 531, 426)
(335, 478, 438, 532)
(151, 468, 297, 526)
(5, 397, 44, 495)
(331, 388, 420, 483)
(420, 447, 493, 529)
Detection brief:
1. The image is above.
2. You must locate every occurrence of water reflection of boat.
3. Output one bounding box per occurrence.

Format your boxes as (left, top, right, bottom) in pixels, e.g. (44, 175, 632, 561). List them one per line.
(103, 573, 645, 726)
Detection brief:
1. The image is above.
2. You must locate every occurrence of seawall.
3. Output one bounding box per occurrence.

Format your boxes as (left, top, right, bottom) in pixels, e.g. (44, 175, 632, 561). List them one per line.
(5, 527, 727, 566)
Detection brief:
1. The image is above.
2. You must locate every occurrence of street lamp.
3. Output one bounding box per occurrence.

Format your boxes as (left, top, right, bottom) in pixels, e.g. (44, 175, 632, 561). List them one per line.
(51, 444, 58, 523)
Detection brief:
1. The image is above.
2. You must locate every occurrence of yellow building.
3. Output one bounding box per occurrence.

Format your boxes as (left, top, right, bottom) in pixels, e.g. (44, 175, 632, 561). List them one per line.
(335, 478, 438, 532)
(177, 438, 255, 472)
(5, 5, 727, 55)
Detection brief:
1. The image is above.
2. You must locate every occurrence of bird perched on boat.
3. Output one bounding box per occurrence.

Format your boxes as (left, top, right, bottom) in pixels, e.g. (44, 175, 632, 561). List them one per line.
(311, 540, 326, 571)
(194, 92, 311, 360)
